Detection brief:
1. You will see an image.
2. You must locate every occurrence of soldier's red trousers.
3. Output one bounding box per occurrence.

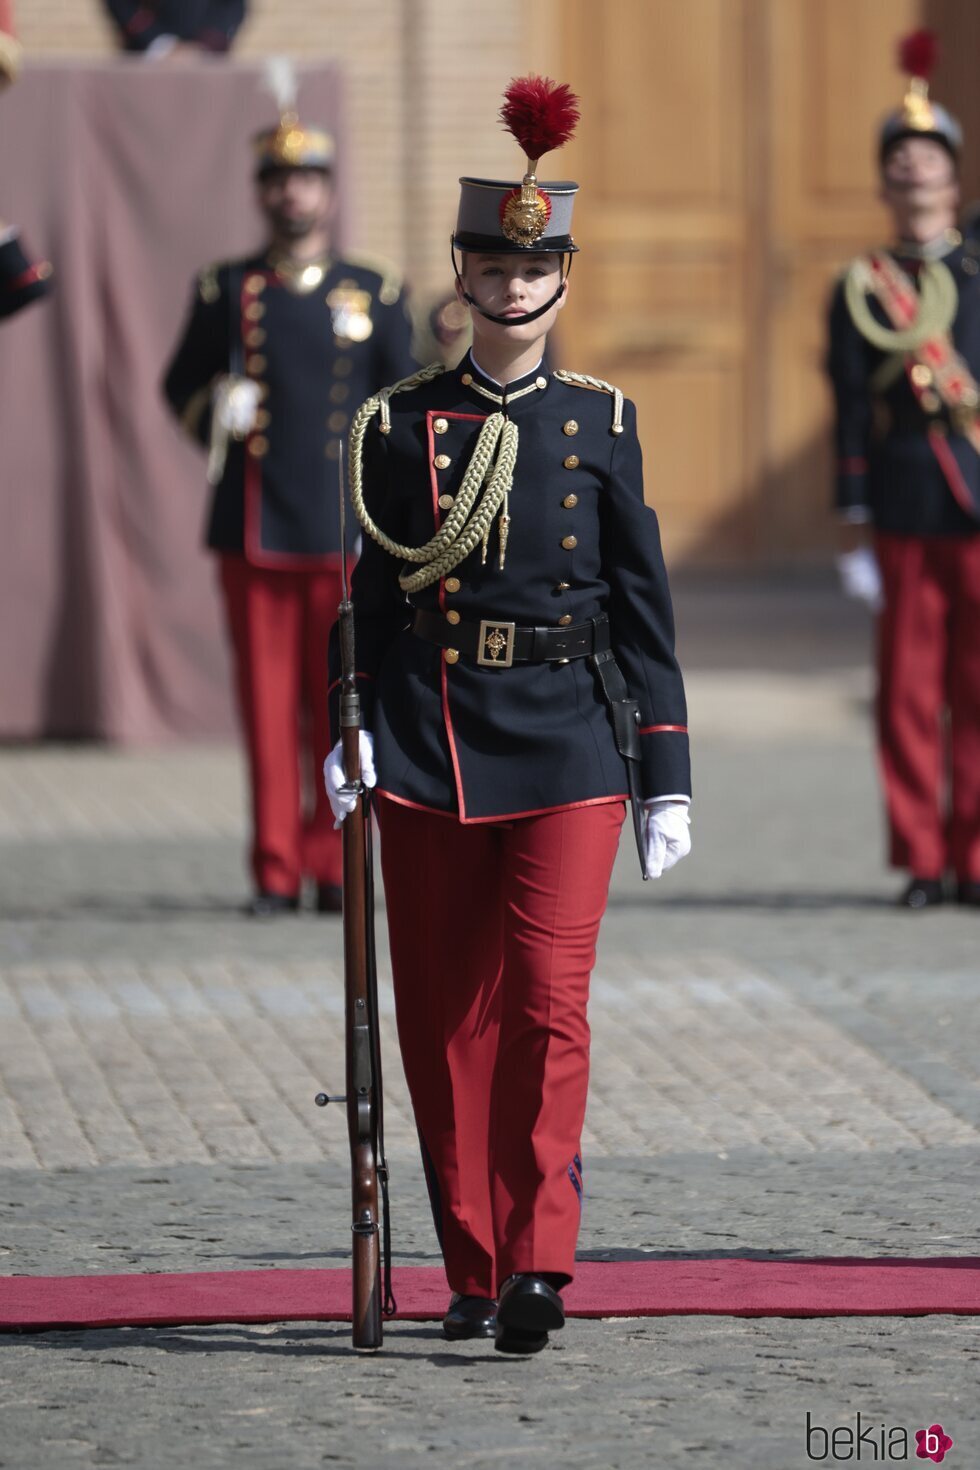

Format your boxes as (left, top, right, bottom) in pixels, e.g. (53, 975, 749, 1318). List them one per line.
(377, 795, 625, 1299)
(219, 555, 342, 896)
(876, 532, 980, 880)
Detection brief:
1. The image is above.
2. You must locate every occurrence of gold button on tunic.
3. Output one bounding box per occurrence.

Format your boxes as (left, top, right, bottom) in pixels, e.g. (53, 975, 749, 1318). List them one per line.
(445, 648, 460, 664)
(558, 614, 573, 626)
(446, 610, 461, 625)
(562, 420, 579, 436)
(445, 577, 461, 593)
(433, 418, 449, 434)
(563, 494, 579, 509)
(438, 494, 455, 510)
(434, 453, 451, 470)
(563, 454, 580, 469)
(561, 535, 578, 550)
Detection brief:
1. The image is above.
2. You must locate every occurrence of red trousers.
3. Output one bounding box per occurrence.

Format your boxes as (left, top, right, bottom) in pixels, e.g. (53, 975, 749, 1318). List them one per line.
(219, 555, 342, 895)
(876, 532, 980, 880)
(377, 795, 625, 1298)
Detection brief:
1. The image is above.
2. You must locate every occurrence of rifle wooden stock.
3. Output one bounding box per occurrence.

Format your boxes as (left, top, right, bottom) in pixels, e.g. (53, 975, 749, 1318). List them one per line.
(340, 659, 383, 1351)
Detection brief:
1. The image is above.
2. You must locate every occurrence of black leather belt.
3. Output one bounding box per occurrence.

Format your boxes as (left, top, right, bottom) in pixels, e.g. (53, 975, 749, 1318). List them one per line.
(412, 608, 610, 667)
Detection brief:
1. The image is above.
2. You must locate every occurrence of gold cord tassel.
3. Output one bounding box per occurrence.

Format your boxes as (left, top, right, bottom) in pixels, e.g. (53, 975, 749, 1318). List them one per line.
(498, 495, 510, 570)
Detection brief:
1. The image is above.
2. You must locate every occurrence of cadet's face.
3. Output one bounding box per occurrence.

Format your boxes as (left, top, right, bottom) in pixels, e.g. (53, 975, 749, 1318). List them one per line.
(458, 254, 567, 343)
(258, 168, 333, 239)
(881, 137, 958, 221)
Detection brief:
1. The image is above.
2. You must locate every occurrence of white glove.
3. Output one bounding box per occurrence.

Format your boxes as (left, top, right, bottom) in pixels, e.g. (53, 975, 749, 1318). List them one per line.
(642, 798, 691, 880)
(323, 733, 377, 826)
(835, 546, 883, 613)
(212, 375, 261, 439)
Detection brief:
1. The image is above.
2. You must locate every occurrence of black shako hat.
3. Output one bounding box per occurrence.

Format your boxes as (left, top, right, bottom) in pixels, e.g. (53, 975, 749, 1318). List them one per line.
(453, 76, 580, 255)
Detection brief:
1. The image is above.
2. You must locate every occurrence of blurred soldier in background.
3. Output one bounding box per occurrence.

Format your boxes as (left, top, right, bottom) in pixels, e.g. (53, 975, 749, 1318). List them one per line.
(103, 0, 247, 57)
(0, 0, 52, 320)
(164, 83, 417, 916)
(827, 31, 980, 911)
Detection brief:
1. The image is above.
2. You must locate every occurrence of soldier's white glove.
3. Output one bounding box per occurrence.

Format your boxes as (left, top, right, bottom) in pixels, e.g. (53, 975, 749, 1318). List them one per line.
(323, 733, 377, 827)
(642, 798, 691, 880)
(212, 375, 261, 439)
(835, 546, 883, 613)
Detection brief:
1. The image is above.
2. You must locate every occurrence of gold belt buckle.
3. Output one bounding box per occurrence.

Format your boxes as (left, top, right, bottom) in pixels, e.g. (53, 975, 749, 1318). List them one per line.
(477, 620, 516, 667)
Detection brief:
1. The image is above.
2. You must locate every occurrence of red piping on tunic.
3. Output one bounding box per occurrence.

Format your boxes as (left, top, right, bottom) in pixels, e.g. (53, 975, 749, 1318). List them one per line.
(927, 426, 980, 522)
(376, 788, 628, 824)
(427, 408, 488, 823)
(5, 263, 50, 293)
(241, 270, 346, 570)
(639, 724, 688, 735)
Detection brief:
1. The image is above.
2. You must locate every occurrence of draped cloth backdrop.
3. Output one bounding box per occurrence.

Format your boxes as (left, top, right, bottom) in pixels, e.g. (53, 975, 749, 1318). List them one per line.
(0, 61, 346, 741)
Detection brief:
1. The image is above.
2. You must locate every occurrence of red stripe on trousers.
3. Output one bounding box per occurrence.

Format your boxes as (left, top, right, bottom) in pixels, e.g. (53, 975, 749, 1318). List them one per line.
(219, 556, 343, 893)
(875, 531, 980, 880)
(377, 794, 626, 1298)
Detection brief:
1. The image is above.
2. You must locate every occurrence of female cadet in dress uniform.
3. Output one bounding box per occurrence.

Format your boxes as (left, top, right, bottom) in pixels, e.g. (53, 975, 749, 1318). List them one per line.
(325, 78, 692, 1353)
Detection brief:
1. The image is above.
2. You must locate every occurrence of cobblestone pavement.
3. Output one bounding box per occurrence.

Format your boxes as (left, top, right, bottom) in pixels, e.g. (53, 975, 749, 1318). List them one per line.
(2, 582, 979, 1469)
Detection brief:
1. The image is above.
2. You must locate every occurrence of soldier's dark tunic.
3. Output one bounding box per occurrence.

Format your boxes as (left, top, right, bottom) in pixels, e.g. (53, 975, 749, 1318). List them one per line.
(331, 355, 691, 820)
(827, 234, 980, 882)
(0, 231, 51, 321)
(164, 252, 416, 564)
(329, 352, 690, 1298)
(103, 0, 246, 51)
(164, 250, 416, 899)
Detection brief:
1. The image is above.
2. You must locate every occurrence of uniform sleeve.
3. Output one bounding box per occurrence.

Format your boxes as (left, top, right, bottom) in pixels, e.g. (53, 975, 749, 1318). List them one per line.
(0, 232, 52, 321)
(826, 276, 874, 519)
(601, 398, 691, 801)
(327, 423, 411, 742)
(162, 273, 229, 446)
(373, 292, 420, 386)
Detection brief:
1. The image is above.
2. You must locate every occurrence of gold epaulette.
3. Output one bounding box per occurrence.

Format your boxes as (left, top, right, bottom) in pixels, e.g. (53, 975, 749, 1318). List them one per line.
(553, 369, 626, 435)
(341, 251, 404, 306)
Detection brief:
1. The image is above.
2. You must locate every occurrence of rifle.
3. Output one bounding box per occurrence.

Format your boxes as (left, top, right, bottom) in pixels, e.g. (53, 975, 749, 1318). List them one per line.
(315, 442, 394, 1351)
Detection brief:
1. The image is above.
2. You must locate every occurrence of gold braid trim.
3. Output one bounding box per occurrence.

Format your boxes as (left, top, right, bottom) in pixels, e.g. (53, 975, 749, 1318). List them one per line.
(553, 369, 626, 434)
(349, 364, 520, 593)
(844, 256, 958, 353)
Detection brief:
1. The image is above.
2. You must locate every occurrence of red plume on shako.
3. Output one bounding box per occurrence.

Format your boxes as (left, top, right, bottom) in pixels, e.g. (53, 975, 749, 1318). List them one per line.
(496, 75, 580, 247)
(898, 27, 939, 80)
(878, 26, 961, 159)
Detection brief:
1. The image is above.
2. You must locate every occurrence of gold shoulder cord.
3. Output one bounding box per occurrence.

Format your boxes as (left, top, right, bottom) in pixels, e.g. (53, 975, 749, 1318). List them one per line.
(553, 369, 625, 434)
(348, 364, 520, 592)
(844, 256, 958, 353)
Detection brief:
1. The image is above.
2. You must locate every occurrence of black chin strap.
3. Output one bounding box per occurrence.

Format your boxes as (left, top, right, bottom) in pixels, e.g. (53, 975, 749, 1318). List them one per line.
(451, 244, 573, 327)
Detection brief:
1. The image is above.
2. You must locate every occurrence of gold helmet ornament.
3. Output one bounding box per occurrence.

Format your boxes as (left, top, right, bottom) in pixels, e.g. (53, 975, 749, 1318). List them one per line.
(879, 30, 962, 164)
(253, 57, 335, 177)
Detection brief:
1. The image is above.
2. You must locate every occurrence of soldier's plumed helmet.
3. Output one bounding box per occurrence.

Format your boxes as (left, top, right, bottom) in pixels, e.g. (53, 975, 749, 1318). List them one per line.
(879, 29, 962, 165)
(454, 178, 579, 255)
(253, 117, 335, 178)
(453, 77, 581, 255)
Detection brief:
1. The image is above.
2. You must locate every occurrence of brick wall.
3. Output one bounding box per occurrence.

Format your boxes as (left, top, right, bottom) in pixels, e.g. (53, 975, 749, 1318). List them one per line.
(15, 0, 554, 299)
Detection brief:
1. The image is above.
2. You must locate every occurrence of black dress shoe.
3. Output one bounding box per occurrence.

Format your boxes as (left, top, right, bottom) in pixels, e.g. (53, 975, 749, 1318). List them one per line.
(494, 1274, 565, 1355)
(442, 1293, 497, 1341)
(316, 884, 344, 915)
(956, 880, 980, 907)
(245, 891, 299, 918)
(899, 877, 944, 910)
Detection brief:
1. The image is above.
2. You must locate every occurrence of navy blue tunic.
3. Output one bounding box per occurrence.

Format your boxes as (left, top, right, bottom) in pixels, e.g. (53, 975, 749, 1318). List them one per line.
(827, 236, 980, 535)
(329, 355, 691, 823)
(163, 252, 417, 564)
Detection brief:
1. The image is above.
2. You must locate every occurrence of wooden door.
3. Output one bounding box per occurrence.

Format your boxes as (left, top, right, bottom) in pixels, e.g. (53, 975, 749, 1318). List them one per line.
(534, 0, 974, 566)
(553, 0, 762, 564)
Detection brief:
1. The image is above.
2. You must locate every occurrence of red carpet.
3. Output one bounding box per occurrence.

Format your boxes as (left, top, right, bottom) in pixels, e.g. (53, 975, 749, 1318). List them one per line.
(2, 1258, 980, 1332)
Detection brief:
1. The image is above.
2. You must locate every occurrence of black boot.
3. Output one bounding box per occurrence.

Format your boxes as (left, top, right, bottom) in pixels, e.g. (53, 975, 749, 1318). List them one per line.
(442, 1293, 497, 1341)
(955, 880, 980, 908)
(245, 891, 299, 918)
(494, 1274, 565, 1355)
(316, 884, 344, 915)
(898, 877, 944, 910)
